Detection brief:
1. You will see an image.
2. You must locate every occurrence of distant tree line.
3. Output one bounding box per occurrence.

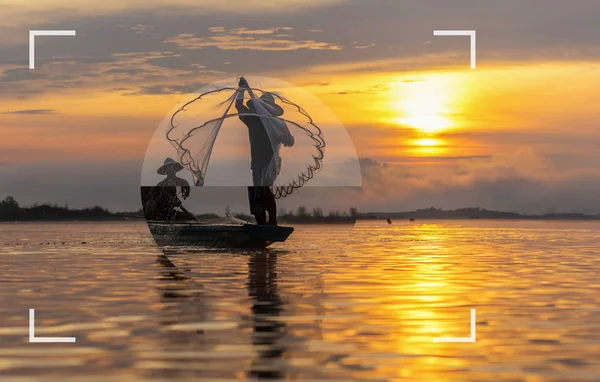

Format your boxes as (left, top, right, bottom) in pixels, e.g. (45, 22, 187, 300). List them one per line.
(0, 196, 117, 221)
(276, 206, 358, 224)
(232, 206, 358, 224)
(367, 207, 600, 220)
(3, 196, 599, 222)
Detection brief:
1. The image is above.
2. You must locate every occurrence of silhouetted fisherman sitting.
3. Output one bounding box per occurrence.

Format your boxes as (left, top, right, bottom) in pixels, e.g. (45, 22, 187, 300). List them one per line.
(141, 158, 195, 221)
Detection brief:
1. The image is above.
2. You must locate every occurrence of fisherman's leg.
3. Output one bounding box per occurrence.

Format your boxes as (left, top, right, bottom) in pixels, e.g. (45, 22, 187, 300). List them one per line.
(255, 208, 267, 225)
(248, 186, 267, 225)
(264, 188, 278, 226)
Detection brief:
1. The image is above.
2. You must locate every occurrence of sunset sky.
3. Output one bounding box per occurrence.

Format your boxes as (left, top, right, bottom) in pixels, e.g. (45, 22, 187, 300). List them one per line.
(1, 0, 600, 213)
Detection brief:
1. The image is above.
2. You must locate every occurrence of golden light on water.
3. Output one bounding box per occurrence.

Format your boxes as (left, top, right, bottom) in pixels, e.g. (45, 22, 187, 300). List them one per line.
(407, 138, 446, 156)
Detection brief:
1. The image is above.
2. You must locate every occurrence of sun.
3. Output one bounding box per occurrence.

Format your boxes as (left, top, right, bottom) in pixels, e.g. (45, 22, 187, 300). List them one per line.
(392, 76, 455, 134)
(400, 115, 451, 134)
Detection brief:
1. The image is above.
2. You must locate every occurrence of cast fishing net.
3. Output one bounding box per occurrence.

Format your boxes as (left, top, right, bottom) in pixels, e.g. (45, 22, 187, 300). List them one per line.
(166, 80, 325, 199)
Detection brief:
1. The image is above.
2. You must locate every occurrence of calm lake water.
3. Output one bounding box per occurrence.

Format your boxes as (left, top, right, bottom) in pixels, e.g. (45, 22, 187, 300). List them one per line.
(0, 220, 599, 381)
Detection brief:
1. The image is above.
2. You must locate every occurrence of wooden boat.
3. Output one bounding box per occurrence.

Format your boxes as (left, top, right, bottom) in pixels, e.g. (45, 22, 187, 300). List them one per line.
(147, 221, 294, 248)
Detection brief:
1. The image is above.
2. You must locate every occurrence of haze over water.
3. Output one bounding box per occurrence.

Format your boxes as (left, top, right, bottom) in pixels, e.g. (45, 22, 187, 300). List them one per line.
(0, 221, 599, 381)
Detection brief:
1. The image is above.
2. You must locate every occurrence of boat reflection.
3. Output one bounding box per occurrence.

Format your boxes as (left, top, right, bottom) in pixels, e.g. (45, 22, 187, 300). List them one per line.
(247, 251, 286, 379)
(155, 251, 287, 379)
(155, 254, 208, 341)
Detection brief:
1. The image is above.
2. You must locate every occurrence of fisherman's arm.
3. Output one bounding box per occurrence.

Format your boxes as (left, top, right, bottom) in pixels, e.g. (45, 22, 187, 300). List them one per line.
(280, 122, 295, 147)
(180, 179, 191, 200)
(236, 77, 249, 113)
(169, 177, 190, 199)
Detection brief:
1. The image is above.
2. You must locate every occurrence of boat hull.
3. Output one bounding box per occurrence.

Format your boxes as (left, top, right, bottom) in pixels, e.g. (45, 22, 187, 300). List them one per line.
(147, 222, 294, 248)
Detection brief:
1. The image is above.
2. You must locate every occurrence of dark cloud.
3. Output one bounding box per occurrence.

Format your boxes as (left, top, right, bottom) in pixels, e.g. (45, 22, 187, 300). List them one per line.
(2, 108, 56, 114)
(392, 155, 492, 162)
(103, 68, 153, 75)
(0, 160, 359, 214)
(0, 161, 143, 212)
(1, 0, 599, 93)
(3, 150, 600, 214)
(357, 151, 600, 214)
(0, 67, 47, 83)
